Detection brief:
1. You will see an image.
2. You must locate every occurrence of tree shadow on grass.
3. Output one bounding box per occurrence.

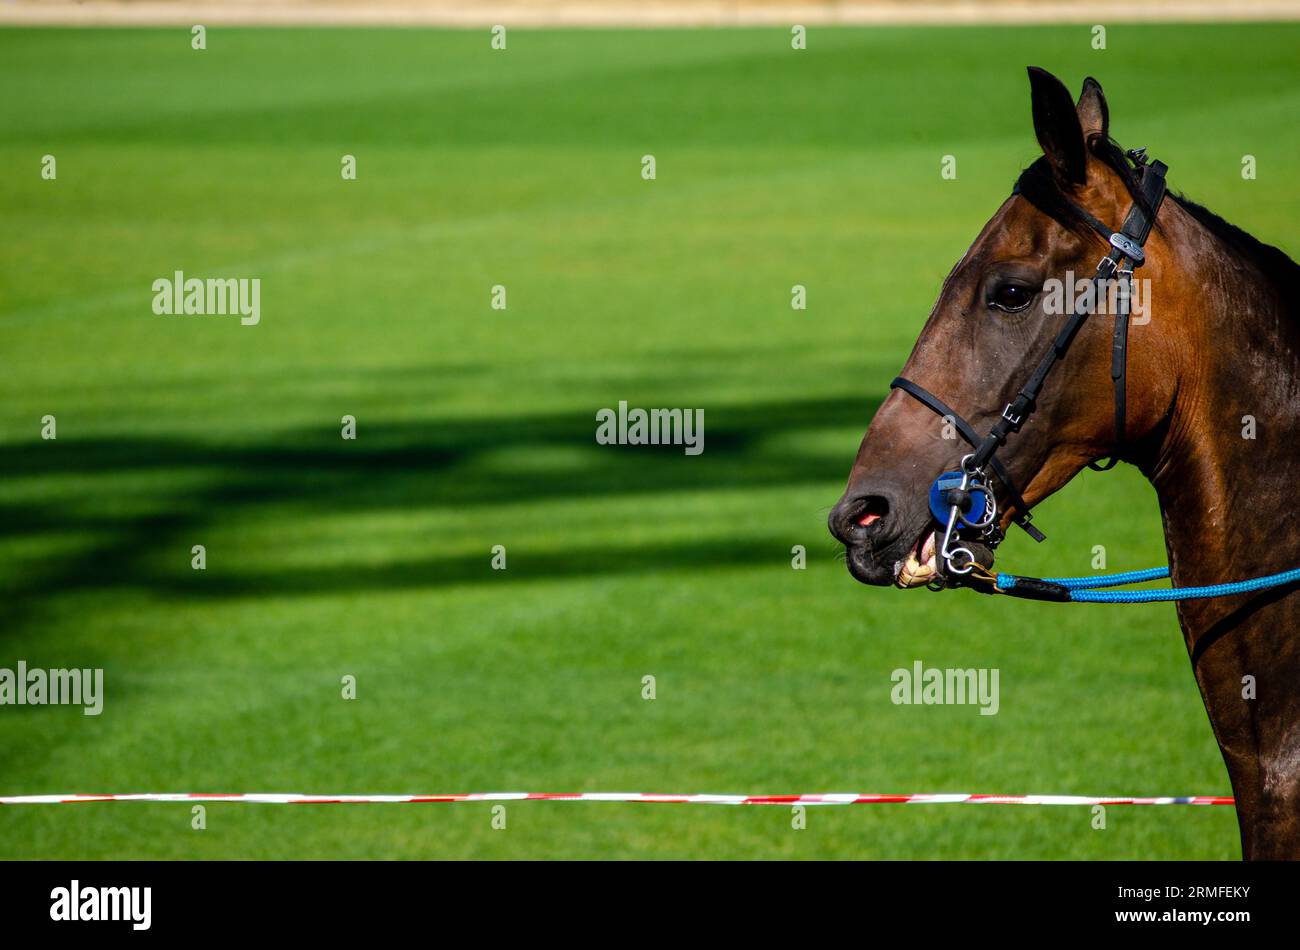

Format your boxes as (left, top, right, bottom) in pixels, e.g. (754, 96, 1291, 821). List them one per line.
(0, 392, 886, 631)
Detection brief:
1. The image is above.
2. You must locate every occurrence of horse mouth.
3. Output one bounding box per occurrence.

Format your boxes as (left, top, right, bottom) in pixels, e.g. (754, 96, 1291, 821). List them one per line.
(847, 527, 996, 590)
(837, 502, 997, 588)
(841, 518, 936, 588)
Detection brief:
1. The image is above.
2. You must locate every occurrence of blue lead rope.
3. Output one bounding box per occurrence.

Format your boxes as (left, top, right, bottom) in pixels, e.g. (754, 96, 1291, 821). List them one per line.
(993, 566, 1300, 603)
(1036, 566, 1170, 590)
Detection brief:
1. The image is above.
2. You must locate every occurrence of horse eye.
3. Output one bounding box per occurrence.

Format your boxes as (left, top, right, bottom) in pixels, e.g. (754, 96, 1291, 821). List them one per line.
(988, 282, 1035, 313)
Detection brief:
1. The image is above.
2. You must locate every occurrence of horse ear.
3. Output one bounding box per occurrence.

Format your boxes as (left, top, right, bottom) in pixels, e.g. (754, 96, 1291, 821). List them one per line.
(1076, 76, 1109, 142)
(1027, 66, 1087, 185)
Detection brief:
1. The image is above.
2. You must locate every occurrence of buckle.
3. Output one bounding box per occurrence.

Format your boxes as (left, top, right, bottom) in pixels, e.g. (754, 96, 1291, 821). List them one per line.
(1108, 232, 1145, 266)
(1001, 403, 1023, 427)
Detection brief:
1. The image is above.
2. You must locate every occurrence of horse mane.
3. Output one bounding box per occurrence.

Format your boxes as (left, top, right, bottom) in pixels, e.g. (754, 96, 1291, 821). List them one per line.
(1013, 138, 1300, 307)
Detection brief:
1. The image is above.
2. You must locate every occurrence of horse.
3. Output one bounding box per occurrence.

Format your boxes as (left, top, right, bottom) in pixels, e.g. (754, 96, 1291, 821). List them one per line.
(828, 67, 1300, 860)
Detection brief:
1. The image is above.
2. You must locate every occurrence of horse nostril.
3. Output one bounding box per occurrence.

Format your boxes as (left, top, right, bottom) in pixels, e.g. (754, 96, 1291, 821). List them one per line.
(855, 496, 890, 528)
(829, 493, 894, 545)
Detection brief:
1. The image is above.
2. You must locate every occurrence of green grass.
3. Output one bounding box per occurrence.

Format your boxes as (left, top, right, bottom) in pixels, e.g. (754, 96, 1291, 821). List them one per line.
(2, 23, 1297, 859)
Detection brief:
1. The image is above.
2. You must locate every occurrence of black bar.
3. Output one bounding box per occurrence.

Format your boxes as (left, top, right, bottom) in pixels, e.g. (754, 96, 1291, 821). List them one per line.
(0, 860, 1286, 937)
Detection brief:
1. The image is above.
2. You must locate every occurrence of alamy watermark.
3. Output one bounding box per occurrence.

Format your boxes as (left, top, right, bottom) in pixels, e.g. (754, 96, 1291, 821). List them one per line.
(1042, 270, 1149, 324)
(50, 881, 150, 930)
(891, 660, 999, 715)
(595, 401, 704, 455)
(152, 270, 260, 326)
(0, 661, 103, 715)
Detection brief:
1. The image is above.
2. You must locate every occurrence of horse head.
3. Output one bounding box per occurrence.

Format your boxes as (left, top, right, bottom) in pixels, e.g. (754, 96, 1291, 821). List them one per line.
(829, 68, 1179, 589)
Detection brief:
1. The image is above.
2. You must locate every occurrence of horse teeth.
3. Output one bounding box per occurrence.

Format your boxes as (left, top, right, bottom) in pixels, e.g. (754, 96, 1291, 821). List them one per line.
(897, 532, 937, 588)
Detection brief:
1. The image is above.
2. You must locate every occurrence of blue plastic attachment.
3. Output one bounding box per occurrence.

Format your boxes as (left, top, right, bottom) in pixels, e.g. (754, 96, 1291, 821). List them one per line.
(928, 470, 988, 526)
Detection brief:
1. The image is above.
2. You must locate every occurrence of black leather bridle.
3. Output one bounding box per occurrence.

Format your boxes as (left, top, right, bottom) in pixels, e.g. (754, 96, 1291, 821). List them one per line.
(890, 148, 1169, 574)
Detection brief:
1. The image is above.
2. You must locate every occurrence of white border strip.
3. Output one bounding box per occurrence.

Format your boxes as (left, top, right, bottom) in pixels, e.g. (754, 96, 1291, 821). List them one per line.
(2, 2, 1299, 29)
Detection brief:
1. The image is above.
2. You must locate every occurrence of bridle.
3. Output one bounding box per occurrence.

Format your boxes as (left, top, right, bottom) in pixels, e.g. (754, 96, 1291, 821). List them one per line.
(889, 147, 1169, 582)
(873, 149, 1300, 606)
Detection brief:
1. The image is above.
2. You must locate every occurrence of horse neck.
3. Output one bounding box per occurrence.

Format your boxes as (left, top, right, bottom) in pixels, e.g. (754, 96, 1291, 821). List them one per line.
(1143, 203, 1300, 858)
(1147, 202, 1300, 601)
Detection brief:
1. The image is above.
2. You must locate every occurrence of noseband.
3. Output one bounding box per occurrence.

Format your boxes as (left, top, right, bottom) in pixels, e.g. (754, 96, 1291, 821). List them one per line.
(891, 148, 1169, 579)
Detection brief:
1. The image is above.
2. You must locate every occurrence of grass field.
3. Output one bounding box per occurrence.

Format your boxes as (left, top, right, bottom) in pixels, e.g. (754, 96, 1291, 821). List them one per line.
(2, 23, 1298, 859)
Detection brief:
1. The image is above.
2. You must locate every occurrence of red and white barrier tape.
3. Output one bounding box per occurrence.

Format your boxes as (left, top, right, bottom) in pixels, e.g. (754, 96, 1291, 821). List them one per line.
(0, 792, 1235, 806)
